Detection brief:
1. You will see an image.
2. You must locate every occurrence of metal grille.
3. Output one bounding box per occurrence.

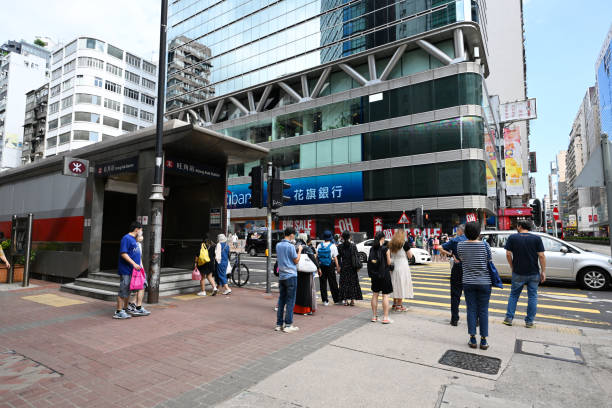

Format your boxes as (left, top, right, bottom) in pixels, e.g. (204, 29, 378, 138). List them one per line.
(438, 350, 501, 375)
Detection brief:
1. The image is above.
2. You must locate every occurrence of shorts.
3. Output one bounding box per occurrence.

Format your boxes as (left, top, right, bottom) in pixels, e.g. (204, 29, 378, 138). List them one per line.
(371, 273, 393, 295)
(118, 274, 132, 298)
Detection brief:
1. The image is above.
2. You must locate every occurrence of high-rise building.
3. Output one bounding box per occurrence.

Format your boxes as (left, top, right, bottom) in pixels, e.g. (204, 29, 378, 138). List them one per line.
(0, 44, 49, 170)
(22, 83, 49, 164)
(44, 37, 157, 157)
(166, 1, 504, 235)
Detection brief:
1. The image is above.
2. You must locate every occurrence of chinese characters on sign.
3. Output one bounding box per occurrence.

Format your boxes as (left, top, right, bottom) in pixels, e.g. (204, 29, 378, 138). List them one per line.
(95, 157, 138, 176)
(499, 98, 537, 122)
(165, 157, 222, 178)
(210, 208, 222, 228)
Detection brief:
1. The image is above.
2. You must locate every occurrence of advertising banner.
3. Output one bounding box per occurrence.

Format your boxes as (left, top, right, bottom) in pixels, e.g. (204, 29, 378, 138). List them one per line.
(499, 98, 537, 122)
(504, 126, 524, 196)
(485, 129, 497, 197)
(280, 219, 316, 238)
(334, 217, 360, 235)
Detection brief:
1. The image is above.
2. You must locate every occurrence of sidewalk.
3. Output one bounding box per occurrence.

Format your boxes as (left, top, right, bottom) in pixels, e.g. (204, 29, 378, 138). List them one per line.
(2, 281, 612, 408)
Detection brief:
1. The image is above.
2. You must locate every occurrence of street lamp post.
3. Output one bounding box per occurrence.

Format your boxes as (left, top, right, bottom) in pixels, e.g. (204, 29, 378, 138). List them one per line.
(148, 0, 168, 304)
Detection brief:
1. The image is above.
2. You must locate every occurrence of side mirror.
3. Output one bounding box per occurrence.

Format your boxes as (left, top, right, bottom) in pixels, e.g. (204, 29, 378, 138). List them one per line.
(560, 246, 569, 254)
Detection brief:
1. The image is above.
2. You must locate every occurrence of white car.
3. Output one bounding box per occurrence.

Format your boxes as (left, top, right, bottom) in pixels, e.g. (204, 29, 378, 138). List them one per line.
(356, 239, 431, 265)
(481, 231, 612, 290)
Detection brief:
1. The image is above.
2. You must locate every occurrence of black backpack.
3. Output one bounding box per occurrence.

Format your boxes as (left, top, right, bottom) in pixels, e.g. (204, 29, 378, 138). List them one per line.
(351, 244, 362, 270)
(367, 246, 385, 278)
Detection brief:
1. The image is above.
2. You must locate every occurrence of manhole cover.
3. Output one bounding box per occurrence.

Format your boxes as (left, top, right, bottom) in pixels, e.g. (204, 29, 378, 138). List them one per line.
(515, 340, 584, 364)
(438, 350, 501, 375)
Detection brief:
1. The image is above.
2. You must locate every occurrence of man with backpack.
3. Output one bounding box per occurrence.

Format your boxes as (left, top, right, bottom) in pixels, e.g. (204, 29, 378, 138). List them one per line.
(316, 230, 341, 306)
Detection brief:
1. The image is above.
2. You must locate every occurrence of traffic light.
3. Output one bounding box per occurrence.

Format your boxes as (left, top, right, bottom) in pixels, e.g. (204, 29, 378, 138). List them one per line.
(416, 207, 423, 227)
(248, 165, 264, 209)
(529, 198, 542, 227)
(269, 178, 291, 209)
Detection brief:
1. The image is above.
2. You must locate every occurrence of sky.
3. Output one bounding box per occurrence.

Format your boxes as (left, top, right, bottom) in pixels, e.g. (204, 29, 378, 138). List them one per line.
(523, 0, 612, 197)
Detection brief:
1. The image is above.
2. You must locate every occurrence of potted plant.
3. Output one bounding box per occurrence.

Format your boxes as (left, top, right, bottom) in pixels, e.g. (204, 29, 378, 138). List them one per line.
(0, 239, 36, 283)
(0, 239, 15, 283)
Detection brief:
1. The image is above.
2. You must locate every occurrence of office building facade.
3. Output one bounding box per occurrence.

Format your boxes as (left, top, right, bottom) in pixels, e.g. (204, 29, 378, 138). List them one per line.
(44, 37, 157, 157)
(166, 0, 497, 236)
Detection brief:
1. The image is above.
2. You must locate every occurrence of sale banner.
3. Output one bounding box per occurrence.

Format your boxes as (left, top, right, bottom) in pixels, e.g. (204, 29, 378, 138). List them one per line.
(335, 217, 360, 235)
(504, 126, 524, 196)
(485, 128, 497, 197)
(280, 219, 316, 238)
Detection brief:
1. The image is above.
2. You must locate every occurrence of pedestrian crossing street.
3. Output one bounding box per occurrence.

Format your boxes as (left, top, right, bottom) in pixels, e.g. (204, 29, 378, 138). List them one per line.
(357, 264, 611, 328)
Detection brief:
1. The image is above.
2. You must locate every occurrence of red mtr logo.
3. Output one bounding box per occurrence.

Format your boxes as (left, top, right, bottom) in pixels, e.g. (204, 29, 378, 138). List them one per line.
(69, 160, 86, 175)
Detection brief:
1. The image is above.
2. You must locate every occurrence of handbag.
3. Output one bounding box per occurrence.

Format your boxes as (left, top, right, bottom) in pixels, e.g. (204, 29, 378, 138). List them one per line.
(351, 244, 362, 270)
(485, 245, 503, 288)
(130, 267, 146, 290)
(192, 266, 201, 280)
(197, 244, 210, 265)
(298, 254, 318, 273)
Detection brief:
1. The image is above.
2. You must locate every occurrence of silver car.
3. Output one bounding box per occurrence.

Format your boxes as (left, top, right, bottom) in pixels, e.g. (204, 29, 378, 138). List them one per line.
(481, 231, 612, 291)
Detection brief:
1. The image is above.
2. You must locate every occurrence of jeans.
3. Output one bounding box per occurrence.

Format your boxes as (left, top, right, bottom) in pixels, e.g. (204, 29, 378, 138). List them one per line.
(463, 284, 492, 337)
(277, 276, 297, 326)
(505, 273, 540, 323)
(450, 264, 463, 322)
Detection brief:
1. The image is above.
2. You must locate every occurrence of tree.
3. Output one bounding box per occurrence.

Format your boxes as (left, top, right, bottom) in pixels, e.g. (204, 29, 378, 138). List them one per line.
(33, 39, 47, 47)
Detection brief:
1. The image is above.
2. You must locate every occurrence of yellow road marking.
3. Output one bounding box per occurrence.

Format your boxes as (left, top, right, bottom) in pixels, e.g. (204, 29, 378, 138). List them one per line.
(22, 294, 86, 307)
(172, 294, 202, 301)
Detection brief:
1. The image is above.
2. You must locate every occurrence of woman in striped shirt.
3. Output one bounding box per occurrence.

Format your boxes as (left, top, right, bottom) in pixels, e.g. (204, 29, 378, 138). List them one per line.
(456, 221, 492, 350)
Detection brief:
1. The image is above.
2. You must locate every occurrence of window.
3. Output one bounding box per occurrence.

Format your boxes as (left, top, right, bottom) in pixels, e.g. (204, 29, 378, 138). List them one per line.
(48, 119, 58, 131)
(122, 87, 138, 100)
(126, 53, 141, 68)
(78, 38, 105, 52)
(24, 110, 33, 120)
(142, 61, 156, 75)
(46, 136, 57, 148)
(62, 77, 74, 91)
(106, 63, 122, 76)
(78, 57, 104, 69)
(122, 121, 137, 132)
(60, 113, 72, 126)
(107, 44, 124, 60)
(485, 234, 501, 248)
(74, 111, 100, 123)
(51, 67, 62, 81)
(76, 93, 101, 105)
(102, 134, 114, 141)
(140, 93, 155, 106)
(103, 116, 120, 128)
(61, 95, 73, 109)
(141, 77, 155, 90)
(64, 40, 77, 56)
(50, 84, 61, 97)
(123, 104, 138, 117)
(125, 70, 140, 84)
(104, 98, 120, 111)
(94, 77, 103, 87)
(73, 130, 99, 141)
(48, 101, 59, 114)
(59, 131, 71, 145)
(52, 49, 63, 65)
(542, 237, 564, 252)
(104, 80, 121, 94)
(139, 110, 154, 122)
(63, 59, 76, 74)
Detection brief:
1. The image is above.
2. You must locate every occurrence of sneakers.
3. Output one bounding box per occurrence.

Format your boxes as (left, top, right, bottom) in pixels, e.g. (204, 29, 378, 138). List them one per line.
(113, 310, 131, 319)
(212, 288, 218, 296)
(222, 289, 232, 295)
(323, 301, 329, 306)
(130, 306, 151, 316)
(468, 336, 477, 349)
(274, 325, 283, 331)
(282, 325, 299, 333)
(525, 321, 535, 328)
(503, 318, 513, 326)
(480, 337, 489, 350)
(127, 302, 137, 313)
(450, 319, 459, 326)
(197, 291, 207, 296)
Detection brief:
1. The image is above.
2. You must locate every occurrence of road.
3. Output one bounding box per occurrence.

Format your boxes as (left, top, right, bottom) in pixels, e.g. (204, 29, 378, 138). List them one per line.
(235, 254, 612, 329)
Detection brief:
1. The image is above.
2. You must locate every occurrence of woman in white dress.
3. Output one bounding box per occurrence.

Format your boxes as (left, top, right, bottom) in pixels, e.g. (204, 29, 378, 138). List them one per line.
(389, 230, 414, 312)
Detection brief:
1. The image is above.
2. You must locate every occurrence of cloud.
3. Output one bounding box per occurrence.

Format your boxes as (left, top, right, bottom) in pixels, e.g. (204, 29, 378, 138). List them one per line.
(1, 0, 161, 62)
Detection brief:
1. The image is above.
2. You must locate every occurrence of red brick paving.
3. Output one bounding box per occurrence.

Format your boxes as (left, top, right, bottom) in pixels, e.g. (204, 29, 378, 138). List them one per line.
(0, 280, 362, 407)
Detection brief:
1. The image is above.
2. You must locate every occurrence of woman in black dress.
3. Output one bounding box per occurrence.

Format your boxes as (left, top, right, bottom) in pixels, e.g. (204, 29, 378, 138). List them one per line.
(337, 231, 363, 306)
(368, 232, 393, 324)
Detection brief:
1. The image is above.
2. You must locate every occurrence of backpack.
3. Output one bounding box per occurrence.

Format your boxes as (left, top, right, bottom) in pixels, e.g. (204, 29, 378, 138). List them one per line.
(367, 246, 385, 278)
(318, 243, 333, 266)
(197, 244, 210, 266)
(350, 244, 362, 270)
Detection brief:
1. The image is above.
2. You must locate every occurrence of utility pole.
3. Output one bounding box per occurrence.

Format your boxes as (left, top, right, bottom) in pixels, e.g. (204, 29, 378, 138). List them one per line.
(600, 133, 612, 255)
(147, 0, 168, 304)
(266, 161, 272, 294)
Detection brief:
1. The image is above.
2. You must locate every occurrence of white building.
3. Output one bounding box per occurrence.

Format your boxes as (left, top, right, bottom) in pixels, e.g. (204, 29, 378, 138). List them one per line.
(0, 50, 48, 170)
(44, 37, 157, 157)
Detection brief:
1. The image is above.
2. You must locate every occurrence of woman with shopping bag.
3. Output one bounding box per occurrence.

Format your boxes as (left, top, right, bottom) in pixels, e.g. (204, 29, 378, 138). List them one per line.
(293, 233, 319, 315)
(215, 234, 232, 295)
(194, 236, 218, 296)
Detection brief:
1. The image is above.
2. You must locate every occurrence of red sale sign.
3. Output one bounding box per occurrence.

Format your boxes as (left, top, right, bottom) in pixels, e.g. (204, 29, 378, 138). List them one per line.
(280, 219, 317, 238)
(466, 212, 477, 222)
(373, 217, 383, 236)
(335, 217, 360, 235)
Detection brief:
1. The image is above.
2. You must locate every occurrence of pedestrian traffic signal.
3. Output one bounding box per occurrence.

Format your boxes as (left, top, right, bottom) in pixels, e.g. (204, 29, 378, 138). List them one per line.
(529, 199, 542, 227)
(248, 166, 264, 209)
(416, 207, 423, 227)
(269, 178, 291, 209)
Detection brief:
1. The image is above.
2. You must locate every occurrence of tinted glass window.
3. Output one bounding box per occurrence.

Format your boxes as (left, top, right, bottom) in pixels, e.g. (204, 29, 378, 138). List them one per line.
(542, 237, 564, 252)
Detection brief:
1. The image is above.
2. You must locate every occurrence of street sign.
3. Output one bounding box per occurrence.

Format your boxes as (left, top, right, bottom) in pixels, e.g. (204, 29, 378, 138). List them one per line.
(466, 212, 478, 222)
(499, 98, 537, 122)
(62, 157, 89, 178)
(553, 207, 559, 221)
(397, 211, 410, 225)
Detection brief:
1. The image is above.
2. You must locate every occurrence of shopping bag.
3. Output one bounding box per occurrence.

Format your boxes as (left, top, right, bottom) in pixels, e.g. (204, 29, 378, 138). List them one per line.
(197, 244, 210, 265)
(192, 267, 202, 280)
(130, 268, 146, 290)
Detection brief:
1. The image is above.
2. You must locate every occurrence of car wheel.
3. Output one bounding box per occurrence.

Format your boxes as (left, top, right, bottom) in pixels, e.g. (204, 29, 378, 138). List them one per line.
(249, 248, 257, 257)
(359, 252, 367, 263)
(578, 268, 610, 290)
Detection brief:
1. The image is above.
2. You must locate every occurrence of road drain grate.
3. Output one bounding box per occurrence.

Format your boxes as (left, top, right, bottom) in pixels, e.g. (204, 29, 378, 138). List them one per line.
(438, 350, 501, 375)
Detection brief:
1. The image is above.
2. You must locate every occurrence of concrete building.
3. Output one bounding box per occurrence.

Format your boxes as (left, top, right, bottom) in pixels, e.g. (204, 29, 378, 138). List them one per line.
(556, 150, 569, 227)
(0, 47, 49, 170)
(44, 37, 158, 157)
(22, 83, 49, 164)
(165, 0, 505, 236)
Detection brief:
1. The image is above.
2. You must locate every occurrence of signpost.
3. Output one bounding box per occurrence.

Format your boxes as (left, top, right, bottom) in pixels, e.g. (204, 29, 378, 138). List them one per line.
(397, 211, 410, 225)
(552, 207, 559, 238)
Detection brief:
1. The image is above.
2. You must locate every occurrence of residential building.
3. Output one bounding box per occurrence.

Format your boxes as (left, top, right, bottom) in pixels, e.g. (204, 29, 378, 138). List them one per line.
(1, 39, 51, 73)
(22, 83, 49, 164)
(0, 47, 48, 170)
(44, 37, 157, 157)
(166, 0, 501, 235)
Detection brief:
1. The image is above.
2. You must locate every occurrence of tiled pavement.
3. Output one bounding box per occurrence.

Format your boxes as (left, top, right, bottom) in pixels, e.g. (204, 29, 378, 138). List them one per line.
(0, 280, 366, 408)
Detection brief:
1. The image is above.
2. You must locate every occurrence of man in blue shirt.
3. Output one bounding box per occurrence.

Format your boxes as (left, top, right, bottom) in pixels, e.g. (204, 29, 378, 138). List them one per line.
(441, 224, 467, 326)
(503, 220, 546, 328)
(275, 227, 303, 333)
(114, 221, 150, 319)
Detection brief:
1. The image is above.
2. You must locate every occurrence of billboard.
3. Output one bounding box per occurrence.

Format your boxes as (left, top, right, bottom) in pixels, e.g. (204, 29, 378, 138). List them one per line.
(499, 98, 537, 122)
(485, 129, 497, 197)
(504, 126, 524, 196)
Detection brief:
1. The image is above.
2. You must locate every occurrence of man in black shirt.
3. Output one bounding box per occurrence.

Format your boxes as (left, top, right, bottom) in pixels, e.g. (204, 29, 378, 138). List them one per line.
(502, 220, 546, 328)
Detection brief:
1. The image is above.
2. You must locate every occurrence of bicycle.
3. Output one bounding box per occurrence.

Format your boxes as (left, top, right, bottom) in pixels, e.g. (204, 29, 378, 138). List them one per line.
(229, 252, 249, 287)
